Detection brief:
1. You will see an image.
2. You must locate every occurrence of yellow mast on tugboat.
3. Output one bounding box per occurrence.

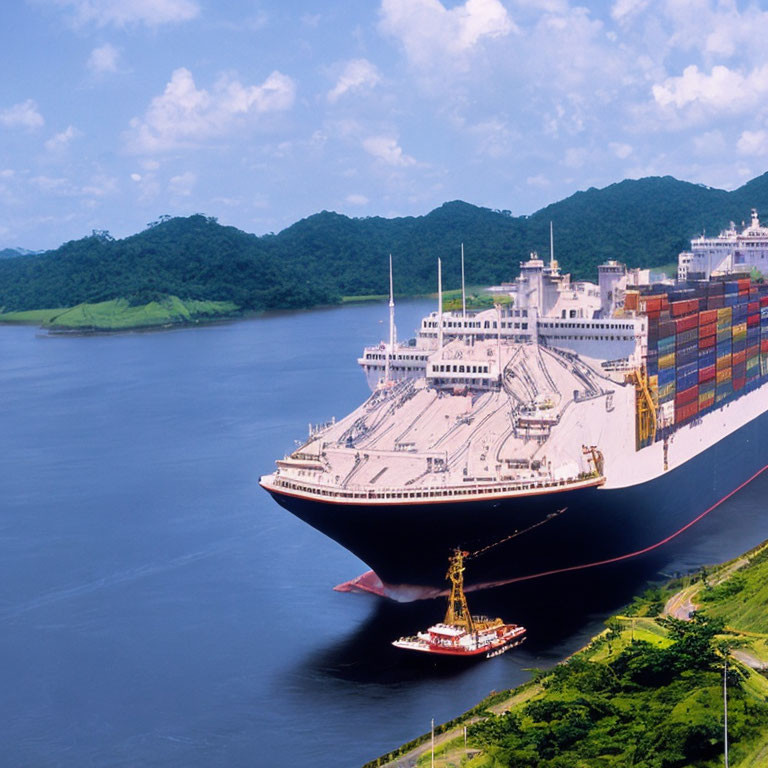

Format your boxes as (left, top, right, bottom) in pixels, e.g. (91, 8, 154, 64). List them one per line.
(392, 549, 526, 659)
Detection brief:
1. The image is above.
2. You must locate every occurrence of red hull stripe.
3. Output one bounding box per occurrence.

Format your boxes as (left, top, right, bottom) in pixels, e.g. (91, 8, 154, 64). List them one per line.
(477, 461, 768, 590)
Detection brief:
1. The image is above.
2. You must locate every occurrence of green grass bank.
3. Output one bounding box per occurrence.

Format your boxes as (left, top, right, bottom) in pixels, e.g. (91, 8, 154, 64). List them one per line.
(366, 541, 768, 768)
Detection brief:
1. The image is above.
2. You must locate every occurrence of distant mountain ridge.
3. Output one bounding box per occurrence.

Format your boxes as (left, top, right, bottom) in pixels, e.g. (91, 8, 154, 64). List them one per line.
(2, 173, 768, 318)
(0, 247, 38, 259)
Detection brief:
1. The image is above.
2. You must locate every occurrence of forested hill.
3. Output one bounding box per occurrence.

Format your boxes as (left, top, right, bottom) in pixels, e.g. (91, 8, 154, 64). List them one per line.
(2, 173, 768, 315)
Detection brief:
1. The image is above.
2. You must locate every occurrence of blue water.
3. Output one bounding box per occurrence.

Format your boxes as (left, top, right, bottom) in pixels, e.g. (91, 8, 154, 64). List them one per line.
(3, 301, 768, 767)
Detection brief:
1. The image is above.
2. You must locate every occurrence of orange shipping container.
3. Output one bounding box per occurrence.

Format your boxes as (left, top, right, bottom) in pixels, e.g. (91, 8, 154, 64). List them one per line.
(716, 355, 732, 371)
(716, 368, 732, 384)
(699, 309, 718, 325)
(733, 349, 747, 366)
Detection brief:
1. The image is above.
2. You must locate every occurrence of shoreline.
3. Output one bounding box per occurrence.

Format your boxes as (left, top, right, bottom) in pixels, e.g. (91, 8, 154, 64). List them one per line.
(364, 539, 768, 768)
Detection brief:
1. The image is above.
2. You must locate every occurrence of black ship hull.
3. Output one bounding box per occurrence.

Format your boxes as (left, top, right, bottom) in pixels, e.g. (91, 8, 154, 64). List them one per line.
(264, 405, 768, 595)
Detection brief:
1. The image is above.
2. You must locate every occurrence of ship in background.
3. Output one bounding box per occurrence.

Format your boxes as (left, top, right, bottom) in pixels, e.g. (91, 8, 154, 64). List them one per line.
(260, 213, 768, 599)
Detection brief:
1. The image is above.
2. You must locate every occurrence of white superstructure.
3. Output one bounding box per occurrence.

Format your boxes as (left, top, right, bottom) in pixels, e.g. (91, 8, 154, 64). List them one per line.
(678, 210, 768, 281)
(359, 252, 655, 390)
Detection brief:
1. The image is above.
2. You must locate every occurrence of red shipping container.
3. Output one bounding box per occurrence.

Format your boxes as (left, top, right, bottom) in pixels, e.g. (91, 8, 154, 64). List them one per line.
(748, 314, 759, 327)
(738, 278, 751, 289)
(708, 296, 725, 309)
(761, 338, 768, 353)
(747, 344, 759, 359)
(699, 321, 716, 336)
(675, 385, 698, 407)
(675, 401, 699, 422)
(739, 290, 749, 298)
(675, 315, 698, 333)
(671, 299, 699, 317)
(699, 364, 716, 383)
(734, 376, 746, 390)
(748, 301, 759, 314)
(760, 296, 768, 307)
(698, 333, 716, 349)
(733, 349, 747, 366)
(698, 309, 718, 325)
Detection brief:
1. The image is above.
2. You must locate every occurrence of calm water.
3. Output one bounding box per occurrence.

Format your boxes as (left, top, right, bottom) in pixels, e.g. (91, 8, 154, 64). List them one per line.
(3, 300, 768, 767)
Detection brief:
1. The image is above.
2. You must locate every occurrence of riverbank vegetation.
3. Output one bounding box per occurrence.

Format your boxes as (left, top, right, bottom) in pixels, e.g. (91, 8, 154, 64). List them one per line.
(367, 541, 768, 768)
(2, 174, 768, 331)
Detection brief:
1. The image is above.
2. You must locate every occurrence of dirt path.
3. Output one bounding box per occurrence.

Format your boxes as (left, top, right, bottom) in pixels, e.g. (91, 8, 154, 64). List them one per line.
(663, 584, 698, 620)
(733, 649, 768, 671)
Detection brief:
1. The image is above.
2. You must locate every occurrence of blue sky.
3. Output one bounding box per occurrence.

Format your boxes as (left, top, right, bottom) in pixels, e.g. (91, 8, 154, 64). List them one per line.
(2, 0, 768, 250)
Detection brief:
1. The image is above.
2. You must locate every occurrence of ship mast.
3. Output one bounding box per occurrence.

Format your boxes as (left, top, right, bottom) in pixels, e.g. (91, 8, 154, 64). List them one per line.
(461, 243, 466, 321)
(444, 549, 474, 634)
(437, 257, 444, 352)
(385, 253, 395, 383)
(549, 220, 554, 268)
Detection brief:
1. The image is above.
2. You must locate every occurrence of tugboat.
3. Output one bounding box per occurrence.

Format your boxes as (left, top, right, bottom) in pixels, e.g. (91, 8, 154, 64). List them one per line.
(392, 549, 526, 658)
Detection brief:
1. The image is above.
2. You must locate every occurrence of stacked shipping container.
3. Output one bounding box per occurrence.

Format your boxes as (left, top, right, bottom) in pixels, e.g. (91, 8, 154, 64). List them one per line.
(641, 276, 768, 448)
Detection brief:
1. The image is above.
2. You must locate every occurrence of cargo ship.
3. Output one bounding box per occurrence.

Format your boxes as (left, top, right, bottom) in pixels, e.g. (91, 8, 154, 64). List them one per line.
(392, 549, 526, 658)
(260, 213, 768, 598)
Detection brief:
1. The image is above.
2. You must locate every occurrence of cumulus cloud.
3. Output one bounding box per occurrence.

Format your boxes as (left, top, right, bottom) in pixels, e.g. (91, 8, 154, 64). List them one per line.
(362, 135, 417, 166)
(379, 0, 515, 68)
(45, 125, 81, 152)
(47, 0, 199, 27)
(526, 174, 550, 188)
(169, 171, 196, 196)
(610, 0, 649, 24)
(327, 59, 381, 103)
(737, 130, 768, 157)
(609, 142, 633, 159)
(125, 67, 296, 153)
(346, 193, 369, 205)
(88, 43, 120, 73)
(652, 64, 768, 113)
(0, 100, 44, 129)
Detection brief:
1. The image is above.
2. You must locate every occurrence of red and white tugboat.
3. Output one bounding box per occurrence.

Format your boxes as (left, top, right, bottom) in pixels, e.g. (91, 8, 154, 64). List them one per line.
(392, 549, 526, 658)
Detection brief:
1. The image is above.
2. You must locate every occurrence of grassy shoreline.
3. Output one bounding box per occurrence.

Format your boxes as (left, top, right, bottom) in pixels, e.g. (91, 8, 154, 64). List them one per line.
(0, 287, 507, 333)
(366, 540, 768, 768)
(0, 296, 240, 332)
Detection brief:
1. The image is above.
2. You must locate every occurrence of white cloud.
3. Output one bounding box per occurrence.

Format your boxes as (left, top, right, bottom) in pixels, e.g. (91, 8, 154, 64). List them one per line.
(692, 130, 726, 156)
(130, 173, 142, 182)
(564, 147, 588, 168)
(125, 67, 296, 153)
(609, 142, 633, 159)
(465, 119, 515, 158)
(0, 100, 44, 130)
(48, 0, 199, 27)
(526, 174, 550, 188)
(737, 130, 768, 157)
(610, 0, 649, 24)
(88, 43, 119, 73)
(327, 59, 381, 103)
(346, 193, 369, 205)
(653, 64, 768, 113)
(379, 0, 515, 68)
(45, 125, 81, 152)
(169, 171, 196, 196)
(362, 135, 417, 167)
(30, 175, 69, 192)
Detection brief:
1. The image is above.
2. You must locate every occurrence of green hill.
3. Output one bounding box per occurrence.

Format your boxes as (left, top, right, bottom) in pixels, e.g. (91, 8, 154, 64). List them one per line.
(366, 541, 768, 768)
(2, 173, 768, 329)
